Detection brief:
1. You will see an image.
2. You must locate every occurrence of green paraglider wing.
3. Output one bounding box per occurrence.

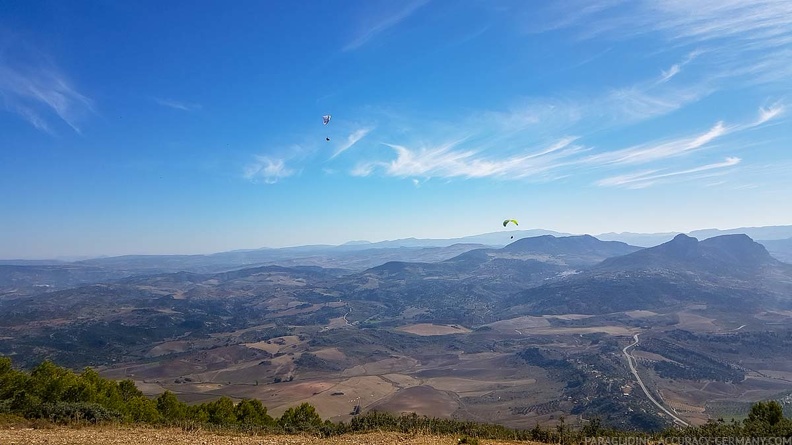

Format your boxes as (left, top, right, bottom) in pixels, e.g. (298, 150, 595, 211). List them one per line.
(502, 219, 518, 227)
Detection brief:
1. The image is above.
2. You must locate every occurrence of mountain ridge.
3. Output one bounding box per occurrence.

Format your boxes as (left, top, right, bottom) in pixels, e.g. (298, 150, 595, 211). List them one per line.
(3, 225, 792, 263)
(504, 234, 792, 316)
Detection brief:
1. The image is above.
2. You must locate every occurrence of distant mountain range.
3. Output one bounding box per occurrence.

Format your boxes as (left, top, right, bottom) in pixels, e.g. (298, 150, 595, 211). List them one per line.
(503, 234, 792, 316)
(596, 225, 792, 247)
(1, 227, 790, 285)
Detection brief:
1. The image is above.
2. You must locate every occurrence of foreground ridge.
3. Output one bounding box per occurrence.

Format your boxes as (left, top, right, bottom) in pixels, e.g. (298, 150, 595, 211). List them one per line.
(0, 427, 533, 445)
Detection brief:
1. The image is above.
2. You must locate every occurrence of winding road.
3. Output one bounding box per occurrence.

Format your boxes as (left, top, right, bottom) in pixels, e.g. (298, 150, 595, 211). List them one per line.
(622, 333, 689, 427)
(342, 307, 352, 326)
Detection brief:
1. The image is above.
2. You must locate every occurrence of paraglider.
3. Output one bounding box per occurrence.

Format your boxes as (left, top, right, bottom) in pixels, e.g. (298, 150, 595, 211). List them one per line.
(323, 115, 332, 141)
(503, 219, 518, 239)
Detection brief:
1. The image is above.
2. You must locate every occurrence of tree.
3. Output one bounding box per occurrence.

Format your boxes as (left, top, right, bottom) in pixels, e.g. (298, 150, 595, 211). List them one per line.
(206, 396, 236, 425)
(127, 396, 161, 423)
(118, 380, 142, 402)
(582, 417, 603, 437)
(278, 402, 323, 433)
(156, 391, 186, 421)
(61, 379, 97, 403)
(0, 356, 27, 400)
(747, 401, 784, 426)
(235, 399, 273, 426)
(29, 360, 77, 403)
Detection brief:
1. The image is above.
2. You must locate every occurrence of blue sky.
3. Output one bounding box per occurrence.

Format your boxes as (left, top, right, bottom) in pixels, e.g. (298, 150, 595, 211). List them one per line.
(1, 0, 790, 259)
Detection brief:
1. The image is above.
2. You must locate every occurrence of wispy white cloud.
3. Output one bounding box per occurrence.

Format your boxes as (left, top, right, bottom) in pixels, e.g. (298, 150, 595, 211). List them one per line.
(754, 103, 785, 125)
(643, 0, 792, 46)
(352, 137, 586, 180)
(585, 121, 726, 166)
(347, 104, 781, 189)
(243, 156, 295, 184)
(596, 157, 741, 188)
(12, 105, 52, 134)
(0, 60, 92, 134)
(351, 162, 376, 177)
(588, 50, 712, 125)
(343, 0, 429, 51)
(657, 49, 701, 83)
(603, 83, 709, 124)
(583, 105, 784, 166)
(524, 136, 581, 159)
(538, 1, 792, 87)
(526, 0, 627, 34)
(154, 98, 201, 112)
(331, 127, 373, 158)
(659, 64, 681, 83)
(348, 50, 710, 163)
(710, 159, 792, 192)
(728, 183, 760, 190)
(545, 0, 792, 46)
(473, 51, 713, 137)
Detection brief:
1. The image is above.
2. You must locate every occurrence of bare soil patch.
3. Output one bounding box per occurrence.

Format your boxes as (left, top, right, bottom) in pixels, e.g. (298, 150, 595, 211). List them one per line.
(676, 312, 720, 331)
(542, 314, 595, 320)
(625, 310, 659, 318)
(401, 306, 429, 318)
(266, 375, 399, 418)
(265, 303, 326, 319)
(244, 341, 280, 355)
(528, 326, 634, 335)
(484, 316, 551, 331)
(423, 376, 537, 394)
(396, 324, 472, 336)
(342, 356, 420, 377)
(146, 341, 192, 358)
(370, 385, 460, 418)
(313, 347, 347, 361)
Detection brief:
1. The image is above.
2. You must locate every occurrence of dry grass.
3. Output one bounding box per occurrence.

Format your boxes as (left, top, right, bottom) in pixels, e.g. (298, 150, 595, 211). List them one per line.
(0, 425, 539, 445)
(675, 312, 719, 332)
(396, 324, 472, 336)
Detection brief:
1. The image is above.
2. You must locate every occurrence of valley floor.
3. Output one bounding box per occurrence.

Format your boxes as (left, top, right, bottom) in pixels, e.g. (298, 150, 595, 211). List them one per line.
(0, 426, 538, 445)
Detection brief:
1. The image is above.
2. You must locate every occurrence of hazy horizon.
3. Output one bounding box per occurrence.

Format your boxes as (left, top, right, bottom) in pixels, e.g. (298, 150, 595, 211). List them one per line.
(3, 223, 792, 261)
(2, 1, 790, 259)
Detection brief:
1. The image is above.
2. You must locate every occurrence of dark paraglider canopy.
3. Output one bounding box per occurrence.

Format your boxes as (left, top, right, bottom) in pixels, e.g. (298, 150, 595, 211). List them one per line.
(323, 115, 332, 141)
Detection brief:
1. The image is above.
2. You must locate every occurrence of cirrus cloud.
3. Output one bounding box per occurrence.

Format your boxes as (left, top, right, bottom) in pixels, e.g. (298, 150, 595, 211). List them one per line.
(244, 156, 295, 184)
(0, 60, 93, 134)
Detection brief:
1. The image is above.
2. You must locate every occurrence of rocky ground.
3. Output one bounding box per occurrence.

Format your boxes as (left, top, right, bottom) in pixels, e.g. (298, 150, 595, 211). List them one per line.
(0, 426, 538, 445)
